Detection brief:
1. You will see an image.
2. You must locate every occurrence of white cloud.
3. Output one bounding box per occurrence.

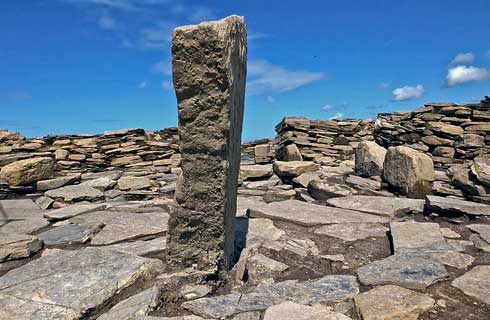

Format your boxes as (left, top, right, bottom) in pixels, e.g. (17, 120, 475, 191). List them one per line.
(445, 65, 490, 87)
(98, 16, 117, 30)
(247, 60, 324, 95)
(321, 104, 335, 111)
(162, 81, 173, 90)
(329, 112, 344, 120)
(379, 82, 390, 89)
(451, 52, 474, 66)
(151, 61, 172, 75)
(266, 96, 275, 104)
(138, 81, 147, 88)
(248, 32, 270, 41)
(392, 84, 425, 101)
(139, 22, 174, 49)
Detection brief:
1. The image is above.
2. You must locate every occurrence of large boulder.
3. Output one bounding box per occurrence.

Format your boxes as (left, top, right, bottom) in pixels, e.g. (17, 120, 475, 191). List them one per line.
(0, 157, 55, 186)
(354, 141, 387, 177)
(273, 161, 319, 179)
(383, 146, 434, 198)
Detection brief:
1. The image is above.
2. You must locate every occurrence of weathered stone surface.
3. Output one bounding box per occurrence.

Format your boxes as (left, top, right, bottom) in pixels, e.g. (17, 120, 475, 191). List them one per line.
(314, 223, 387, 241)
(0, 232, 43, 262)
(326, 195, 424, 217)
(472, 156, 490, 187)
(354, 285, 435, 320)
(292, 171, 321, 188)
(263, 302, 351, 320)
(79, 177, 117, 191)
(427, 121, 464, 136)
(236, 196, 266, 218)
(284, 144, 303, 161)
(246, 253, 289, 284)
(467, 224, 490, 244)
(247, 218, 285, 241)
(0, 247, 164, 319)
(452, 266, 490, 305)
(105, 237, 167, 256)
(168, 15, 247, 271)
(98, 287, 162, 320)
(45, 185, 104, 202)
(383, 146, 435, 198)
(117, 176, 153, 191)
(37, 223, 102, 246)
(431, 251, 475, 269)
(36, 174, 81, 191)
(240, 164, 273, 180)
(0, 157, 55, 186)
(390, 221, 452, 253)
(35, 196, 54, 209)
(44, 203, 107, 221)
(273, 161, 319, 179)
(308, 179, 354, 200)
(69, 210, 169, 245)
(354, 141, 387, 177)
(357, 253, 448, 289)
(0, 199, 49, 234)
(248, 199, 388, 226)
(183, 275, 359, 318)
(426, 195, 490, 216)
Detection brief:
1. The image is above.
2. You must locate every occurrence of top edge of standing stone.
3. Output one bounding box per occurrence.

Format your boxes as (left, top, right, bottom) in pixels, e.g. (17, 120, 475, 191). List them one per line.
(173, 15, 245, 34)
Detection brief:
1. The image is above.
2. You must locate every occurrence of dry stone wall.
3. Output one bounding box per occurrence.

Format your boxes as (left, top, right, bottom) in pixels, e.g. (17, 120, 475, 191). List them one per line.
(375, 101, 490, 169)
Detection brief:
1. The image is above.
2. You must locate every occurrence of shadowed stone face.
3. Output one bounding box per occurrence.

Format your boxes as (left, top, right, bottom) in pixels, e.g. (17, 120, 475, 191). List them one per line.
(167, 15, 247, 272)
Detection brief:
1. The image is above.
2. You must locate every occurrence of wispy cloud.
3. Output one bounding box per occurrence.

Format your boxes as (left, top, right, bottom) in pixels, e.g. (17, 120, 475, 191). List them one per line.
(329, 112, 344, 120)
(321, 104, 335, 111)
(151, 61, 172, 75)
(445, 65, 490, 87)
(247, 60, 324, 95)
(248, 32, 270, 41)
(450, 52, 474, 66)
(98, 16, 118, 30)
(392, 84, 425, 101)
(139, 21, 174, 49)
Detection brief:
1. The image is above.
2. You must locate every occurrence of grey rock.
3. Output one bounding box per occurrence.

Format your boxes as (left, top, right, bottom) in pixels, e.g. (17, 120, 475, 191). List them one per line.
(105, 237, 167, 256)
(327, 195, 424, 217)
(36, 174, 81, 191)
(263, 302, 351, 320)
(45, 185, 104, 202)
(0, 232, 43, 262)
(248, 199, 389, 226)
(292, 171, 321, 188)
(308, 179, 354, 200)
(383, 146, 434, 198)
(0, 247, 164, 319)
(0, 199, 49, 234)
(240, 164, 273, 180)
(452, 266, 490, 305)
(44, 203, 108, 221)
(390, 221, 453, 254)
(117, 176, 153, 191)
(246, 253, 289, 284)
(467, 224, 490, 244)
(183, 275, 359, 318)
(69, 210, 169, 245)
(79, 177, 117, 191)
(357, 253, 448, 289)
(471, 156, 490, 187)
(37, 223, 103, 246)
(426, 195, 490, 216)
(98, 287, 162, 320)
(273, 161, 320, 179)
(354, 141, 387, 177)
(35, 196, 54, 209)
(314, 223, 388, 241)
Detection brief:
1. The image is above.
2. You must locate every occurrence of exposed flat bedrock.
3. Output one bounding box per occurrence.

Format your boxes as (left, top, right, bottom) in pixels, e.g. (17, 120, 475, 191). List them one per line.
(0, 247, 164, 320)
(167, 15, 247, 271)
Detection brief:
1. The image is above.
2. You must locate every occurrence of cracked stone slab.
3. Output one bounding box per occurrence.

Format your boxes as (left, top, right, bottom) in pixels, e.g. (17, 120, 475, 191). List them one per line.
(105, 237, 167, 256)
(248, 200, 388, 227)
(0, 232, 44, 262)
(314, 223, 388, 241)
(452, 265, 490, 305)
(43, 203, 108, 221)
(354, 285, 435, 320)
(98, 287, 162, 320)
(44, 185, 104, 202)
(390, 221, 453, 254)
(357, 253, 448, 289)
(0, 247, 164, 319)
(263, 301, 352, 320)
(0, 199, 49, 234)
(467, 224, 490, 244)
(236, 196, 266, 218)
(37, 223, 103, 246)
(430, 251, 475, 269)
(426, 195, 490, 216)
(327, 195, 424, 217)
(183, 275, 359, 318)
(69, 210, 169, 245)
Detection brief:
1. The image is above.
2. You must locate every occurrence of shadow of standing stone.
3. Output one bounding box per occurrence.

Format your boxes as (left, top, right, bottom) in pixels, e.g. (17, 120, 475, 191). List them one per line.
(167, 15, 247, 273)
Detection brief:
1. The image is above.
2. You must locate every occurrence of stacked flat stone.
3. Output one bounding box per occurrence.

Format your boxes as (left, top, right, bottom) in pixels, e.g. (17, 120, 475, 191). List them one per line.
(375, 102, 490, 169)
(274, 117, 374, 163)
(242, 138, 276, 164)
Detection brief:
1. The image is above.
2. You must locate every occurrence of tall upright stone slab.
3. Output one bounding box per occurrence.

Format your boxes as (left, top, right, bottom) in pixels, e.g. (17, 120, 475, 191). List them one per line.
(167, 15, 247, 272)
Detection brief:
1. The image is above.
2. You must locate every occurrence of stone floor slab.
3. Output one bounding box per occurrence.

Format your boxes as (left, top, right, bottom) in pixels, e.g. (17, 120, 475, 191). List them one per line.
(452, 265, 490, 305)
(327, 195, 424, 217)
(314, 223, 388, 241)
(44, 203, 107, 221)
(426, 195, 490, 216)
(467, 224, 490, 244)
(263, 302, 352, 320)
(390, 221, 453, 253)
(38, 223, 102, 246)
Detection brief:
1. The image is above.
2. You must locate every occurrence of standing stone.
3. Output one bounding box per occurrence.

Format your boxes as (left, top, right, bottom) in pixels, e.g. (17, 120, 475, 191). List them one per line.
(168, 15, 247, 272)
(383, 146, 435, 198)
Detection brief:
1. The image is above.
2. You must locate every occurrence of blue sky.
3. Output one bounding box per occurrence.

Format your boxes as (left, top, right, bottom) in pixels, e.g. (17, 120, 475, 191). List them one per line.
(1, 0, 489, 140)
